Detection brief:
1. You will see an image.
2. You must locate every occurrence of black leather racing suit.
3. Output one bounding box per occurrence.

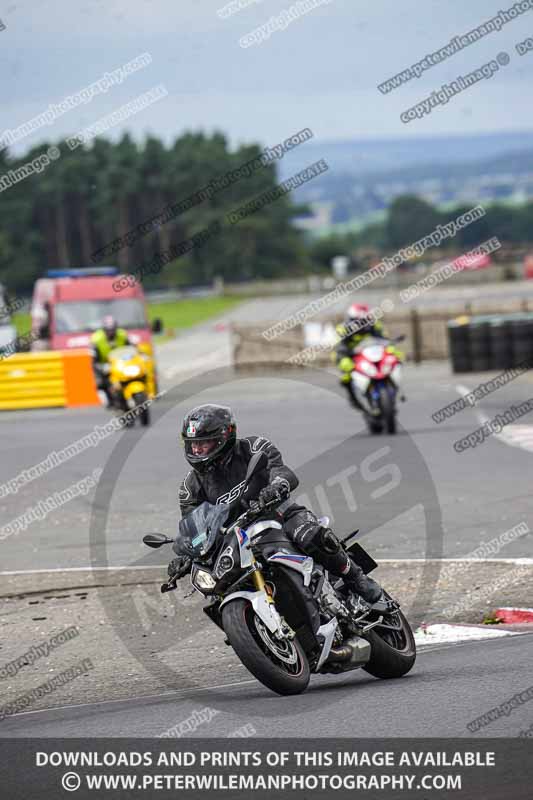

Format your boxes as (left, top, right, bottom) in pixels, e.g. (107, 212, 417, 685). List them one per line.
(178, 435, 381, 602)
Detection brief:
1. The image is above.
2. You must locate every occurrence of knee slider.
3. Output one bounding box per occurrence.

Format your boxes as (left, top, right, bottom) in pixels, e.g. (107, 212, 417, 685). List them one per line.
(295, 523, 340, 556)
(293, 520, 323, 553)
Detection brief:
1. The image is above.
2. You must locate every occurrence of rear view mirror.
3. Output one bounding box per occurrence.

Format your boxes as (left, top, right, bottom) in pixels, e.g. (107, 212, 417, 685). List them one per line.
(394, 334, 406, 343)
(151, 318, 163, 334)
(143, 533, 172, 548)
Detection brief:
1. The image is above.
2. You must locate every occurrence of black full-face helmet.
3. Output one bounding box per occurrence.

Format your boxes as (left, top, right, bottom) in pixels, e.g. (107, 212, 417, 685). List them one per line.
(181, 404, 237, 473)
(102, 314, 118, 340)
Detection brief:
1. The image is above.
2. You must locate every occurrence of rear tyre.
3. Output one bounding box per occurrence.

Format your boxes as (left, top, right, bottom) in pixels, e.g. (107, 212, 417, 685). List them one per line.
(221, 599, 310, 696)
(378, 385, 396, 434)
(363, 607, 416, 679)
(365, 415, 383, 434)
(133, 392, 150, 426)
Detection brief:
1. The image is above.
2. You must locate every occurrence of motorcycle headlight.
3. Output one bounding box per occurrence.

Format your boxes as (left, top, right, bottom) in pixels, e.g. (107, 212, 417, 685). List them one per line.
(123, 365, 141, 377)
(215, 551, 235, 578)
(193, 569, 216, 591)
(358, 360, 378, 377)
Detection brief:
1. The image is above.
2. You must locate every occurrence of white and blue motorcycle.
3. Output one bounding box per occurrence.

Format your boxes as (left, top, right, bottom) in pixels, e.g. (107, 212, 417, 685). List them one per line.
(143, 454, 416, 696)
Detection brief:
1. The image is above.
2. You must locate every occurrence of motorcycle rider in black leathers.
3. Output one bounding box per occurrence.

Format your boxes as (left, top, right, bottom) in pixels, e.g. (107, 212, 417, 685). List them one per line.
(168, 403, 384, 605)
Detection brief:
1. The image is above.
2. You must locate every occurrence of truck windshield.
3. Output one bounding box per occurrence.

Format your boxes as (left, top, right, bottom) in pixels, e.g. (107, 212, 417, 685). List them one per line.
(54, 299, 147, 333)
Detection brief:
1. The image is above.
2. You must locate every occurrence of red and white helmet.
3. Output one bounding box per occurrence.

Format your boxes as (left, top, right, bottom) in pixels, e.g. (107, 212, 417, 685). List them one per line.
(345, 303, 373, 334)
(346, 303, 370, 321)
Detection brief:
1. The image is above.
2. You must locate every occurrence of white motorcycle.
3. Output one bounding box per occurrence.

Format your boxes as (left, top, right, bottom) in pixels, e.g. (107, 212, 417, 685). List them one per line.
(143, 453, 416, 696)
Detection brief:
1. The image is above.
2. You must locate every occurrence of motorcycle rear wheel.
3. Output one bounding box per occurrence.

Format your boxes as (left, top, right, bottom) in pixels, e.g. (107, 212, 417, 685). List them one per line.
(363, 607, 416, 679)
(221, 599, 310, 696)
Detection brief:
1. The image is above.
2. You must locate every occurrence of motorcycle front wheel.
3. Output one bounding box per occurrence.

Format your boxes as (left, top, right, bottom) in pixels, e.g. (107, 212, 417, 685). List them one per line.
(133, 391, 150, 426)
(221, 599, 310, 696)
(378, 384, 396, 434)
(365, 414, 383, 434)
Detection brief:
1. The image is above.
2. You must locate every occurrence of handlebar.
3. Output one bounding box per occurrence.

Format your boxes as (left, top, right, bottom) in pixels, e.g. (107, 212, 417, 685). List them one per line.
(161, 573, 178, 594)
(233, 497, 282, 530)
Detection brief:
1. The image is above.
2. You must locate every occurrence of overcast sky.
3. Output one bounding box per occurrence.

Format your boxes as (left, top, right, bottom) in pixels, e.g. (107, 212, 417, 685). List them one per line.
(2, 0, 533, 155)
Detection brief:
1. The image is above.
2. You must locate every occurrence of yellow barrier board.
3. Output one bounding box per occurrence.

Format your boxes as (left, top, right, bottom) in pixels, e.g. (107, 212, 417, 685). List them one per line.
(0, 350, 99, 411)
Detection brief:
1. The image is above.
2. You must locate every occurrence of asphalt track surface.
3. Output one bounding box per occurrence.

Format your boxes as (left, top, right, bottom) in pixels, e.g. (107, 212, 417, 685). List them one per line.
(1, 348, 532, 571)
(1, 633, 532, 737)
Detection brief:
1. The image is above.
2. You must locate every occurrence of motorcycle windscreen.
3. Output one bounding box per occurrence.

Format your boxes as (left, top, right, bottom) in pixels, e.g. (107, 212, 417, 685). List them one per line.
(174, 501, 230, 558)
(353, 336, 387, 353)
(109, 346, 138, 361)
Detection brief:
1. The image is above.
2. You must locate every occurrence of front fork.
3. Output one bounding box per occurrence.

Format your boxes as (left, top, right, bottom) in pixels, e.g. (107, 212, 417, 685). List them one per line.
(350, 372, 375, 415)
(251, 560, 274, 604)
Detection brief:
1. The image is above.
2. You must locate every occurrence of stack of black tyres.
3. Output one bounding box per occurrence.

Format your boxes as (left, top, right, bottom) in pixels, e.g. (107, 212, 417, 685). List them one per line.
(449, 313, 533, 373)
(510, 315, 533, 367)
(448, 320, 471, 373)
(468, 319, 491, 372)
(489, 317, 513, 370)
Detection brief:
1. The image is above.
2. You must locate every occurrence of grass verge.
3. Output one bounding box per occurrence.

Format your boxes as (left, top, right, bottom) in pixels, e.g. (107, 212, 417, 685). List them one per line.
(147, 295, 242, 339)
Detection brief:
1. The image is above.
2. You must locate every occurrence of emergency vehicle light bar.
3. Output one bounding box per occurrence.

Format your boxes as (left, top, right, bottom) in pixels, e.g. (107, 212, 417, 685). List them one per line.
(45, 267, 119, 278)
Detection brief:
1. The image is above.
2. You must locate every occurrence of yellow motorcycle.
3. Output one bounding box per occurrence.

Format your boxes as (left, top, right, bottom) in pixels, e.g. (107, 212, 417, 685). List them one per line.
(108, 344, 155, 426)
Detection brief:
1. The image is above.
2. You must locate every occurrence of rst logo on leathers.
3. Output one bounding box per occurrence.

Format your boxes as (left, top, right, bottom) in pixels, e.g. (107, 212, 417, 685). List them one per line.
(216, 479, 247, 505)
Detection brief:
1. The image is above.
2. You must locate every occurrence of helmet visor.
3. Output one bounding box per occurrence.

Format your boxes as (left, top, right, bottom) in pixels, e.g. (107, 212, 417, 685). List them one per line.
(347, 317, 372, 334)
(189, 438, 218, 457)
(182, 434, 227, 466)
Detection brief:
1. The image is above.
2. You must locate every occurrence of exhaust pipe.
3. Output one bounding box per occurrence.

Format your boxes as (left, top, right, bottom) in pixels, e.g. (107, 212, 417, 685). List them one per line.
(326, 635, 371, 666)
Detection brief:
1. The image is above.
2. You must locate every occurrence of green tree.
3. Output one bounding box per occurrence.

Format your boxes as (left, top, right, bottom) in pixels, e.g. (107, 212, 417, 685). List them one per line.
(386, 195, 441, 249)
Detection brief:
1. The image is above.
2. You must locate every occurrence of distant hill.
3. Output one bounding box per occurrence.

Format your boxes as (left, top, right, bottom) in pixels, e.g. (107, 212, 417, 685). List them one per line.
(279, 132, 533, 228)
(279, 131, 533, 178)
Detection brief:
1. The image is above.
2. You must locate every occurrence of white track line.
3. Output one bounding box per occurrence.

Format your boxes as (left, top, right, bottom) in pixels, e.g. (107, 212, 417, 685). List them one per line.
(2, 557, 532, 577)
(0, 566, 165, 576)
(456, 384, 533, 453)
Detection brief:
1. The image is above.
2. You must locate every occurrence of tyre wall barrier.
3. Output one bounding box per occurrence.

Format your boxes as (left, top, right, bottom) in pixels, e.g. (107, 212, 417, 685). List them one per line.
(448, 313, 533, 373)
(0, 349, 99, 410)
(233, 305, 533, 371)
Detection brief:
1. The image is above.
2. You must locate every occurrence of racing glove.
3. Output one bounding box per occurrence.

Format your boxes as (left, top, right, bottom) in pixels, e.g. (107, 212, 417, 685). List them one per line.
(167, 555, 192, 579)
(257, 477, 291, 509)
